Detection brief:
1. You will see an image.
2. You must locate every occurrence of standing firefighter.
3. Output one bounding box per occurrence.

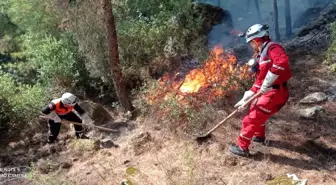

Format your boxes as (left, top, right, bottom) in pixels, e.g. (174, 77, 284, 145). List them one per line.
(42, 92, 89, 143)
(229, 24, 292, 157)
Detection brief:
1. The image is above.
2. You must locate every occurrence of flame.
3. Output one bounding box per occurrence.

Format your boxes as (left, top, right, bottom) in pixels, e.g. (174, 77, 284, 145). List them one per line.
(146, 45, 249, 105)
(180, 70, 206, 93)
(178, 46, 248, 97)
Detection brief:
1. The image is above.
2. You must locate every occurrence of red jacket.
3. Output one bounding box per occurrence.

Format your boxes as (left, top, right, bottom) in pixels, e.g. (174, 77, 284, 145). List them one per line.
(250, 41, 292, 93)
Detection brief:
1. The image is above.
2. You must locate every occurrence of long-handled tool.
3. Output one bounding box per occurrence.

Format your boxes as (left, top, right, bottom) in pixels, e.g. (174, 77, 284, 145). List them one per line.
(196, 91, 262, 142)
(39, 116, 119, 132)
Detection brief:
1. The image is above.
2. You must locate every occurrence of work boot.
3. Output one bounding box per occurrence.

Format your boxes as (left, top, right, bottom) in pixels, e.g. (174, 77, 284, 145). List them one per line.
(229, 145, 249, 157)
(253, 137, 265, 144)
(76, 133, 90, 139)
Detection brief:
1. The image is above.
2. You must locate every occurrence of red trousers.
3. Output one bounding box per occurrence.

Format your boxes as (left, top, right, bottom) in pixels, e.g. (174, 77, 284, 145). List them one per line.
(238, 86, 289, 150)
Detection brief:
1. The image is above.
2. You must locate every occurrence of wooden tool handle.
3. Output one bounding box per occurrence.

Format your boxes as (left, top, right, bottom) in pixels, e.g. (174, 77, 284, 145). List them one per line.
(241, 91, 261, 108)
(39, 116, 118, 132)
(204, 91, 262, 135)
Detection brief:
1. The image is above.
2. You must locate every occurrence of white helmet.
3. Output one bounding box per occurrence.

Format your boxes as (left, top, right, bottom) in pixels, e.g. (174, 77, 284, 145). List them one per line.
(61, 92, 77, 106)
(244, 24, 269, 43)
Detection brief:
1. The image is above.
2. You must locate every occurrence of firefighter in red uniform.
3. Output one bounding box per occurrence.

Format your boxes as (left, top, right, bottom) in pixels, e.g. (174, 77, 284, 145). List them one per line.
(42, 92, 90, 143)
(229, 24, 292, 157)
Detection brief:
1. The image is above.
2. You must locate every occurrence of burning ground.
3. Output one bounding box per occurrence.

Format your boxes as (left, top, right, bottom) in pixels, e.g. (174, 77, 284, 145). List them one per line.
(144, 46, 251, 133)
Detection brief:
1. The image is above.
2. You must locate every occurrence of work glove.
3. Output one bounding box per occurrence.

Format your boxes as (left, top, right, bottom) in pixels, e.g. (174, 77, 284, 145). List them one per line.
(45, 111, 61, 123)
(234, 90, 255, 112)
(260, 71, 279, 94)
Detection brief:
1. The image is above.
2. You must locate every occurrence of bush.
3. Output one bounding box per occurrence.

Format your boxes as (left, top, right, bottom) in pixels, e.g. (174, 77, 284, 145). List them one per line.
(0, 73, 47, 135)
(21, 33, 79, 87)
(58, 0, 207, 89)
(0, 0, 211, 138)
(6, 0, 59, 36)
(0, 0, 118, 139)
(117, 2, 207, 87)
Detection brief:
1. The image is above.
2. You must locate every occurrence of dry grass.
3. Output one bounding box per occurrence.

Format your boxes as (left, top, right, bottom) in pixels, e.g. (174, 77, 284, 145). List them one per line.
(67, 139, 100, 152)
(36, 111, 336, 185)
(26, 125, 336, 185)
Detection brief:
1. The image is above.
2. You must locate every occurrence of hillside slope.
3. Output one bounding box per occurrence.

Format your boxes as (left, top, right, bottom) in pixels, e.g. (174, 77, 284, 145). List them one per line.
(3, 54, 333, 185)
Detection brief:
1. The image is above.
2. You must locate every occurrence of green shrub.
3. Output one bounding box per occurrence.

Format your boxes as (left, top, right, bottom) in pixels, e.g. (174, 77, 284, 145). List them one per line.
(0, 73, 47, 134)
(116, 2, 206, 86)
(21, 33, 78, 87)
(58, 0, 206, 88)
(6, 0, 59, 36)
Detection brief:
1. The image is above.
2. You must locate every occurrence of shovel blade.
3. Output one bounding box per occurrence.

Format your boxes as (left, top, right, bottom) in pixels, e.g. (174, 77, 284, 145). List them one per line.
(195, 133, 212, 143)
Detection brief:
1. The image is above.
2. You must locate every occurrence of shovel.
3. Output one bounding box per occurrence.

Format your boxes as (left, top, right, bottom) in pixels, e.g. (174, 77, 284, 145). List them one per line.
(39, 116, 119, 132)
(196, 91, 262, 142)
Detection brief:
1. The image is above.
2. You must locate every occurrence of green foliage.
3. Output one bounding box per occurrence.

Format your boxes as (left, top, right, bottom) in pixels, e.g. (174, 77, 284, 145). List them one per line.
(116, 0, 206, 85)
(54, 0, 110, 79)
(124, 0, 191, 18)
(0, 0, 210, 138)
(325, 22, 336, 73)
(0, 73, 47, 133)
(0, 2, 20, 54)
(0, 1, 80, 131)
(61, 0, 206, 87)
(6, 0, 59, 36)
(22, 33, 79, 87)
(117, 12, 203, 64)
(0, 0, 116, 136)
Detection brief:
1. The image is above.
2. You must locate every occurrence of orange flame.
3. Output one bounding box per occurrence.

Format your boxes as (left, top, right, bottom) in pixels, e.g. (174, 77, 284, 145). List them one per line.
(146, 45, 249, 105)
(178, 46, 248, 98)
(180, 70, 206, 93)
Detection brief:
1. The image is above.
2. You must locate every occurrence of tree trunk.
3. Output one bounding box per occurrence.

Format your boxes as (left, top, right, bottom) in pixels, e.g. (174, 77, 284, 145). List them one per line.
(273, 0, 280, 41)
(284, 0, 292, 37)
(102, 0, 134, 112)
(254, 0, 262, 21)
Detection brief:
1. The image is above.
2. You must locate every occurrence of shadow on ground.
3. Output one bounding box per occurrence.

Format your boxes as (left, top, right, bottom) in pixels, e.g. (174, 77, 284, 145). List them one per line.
(251, 138, 336, 171)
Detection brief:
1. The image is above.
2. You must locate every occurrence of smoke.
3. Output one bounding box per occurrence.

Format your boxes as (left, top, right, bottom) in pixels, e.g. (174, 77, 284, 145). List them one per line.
(200, 0, 333, 48)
